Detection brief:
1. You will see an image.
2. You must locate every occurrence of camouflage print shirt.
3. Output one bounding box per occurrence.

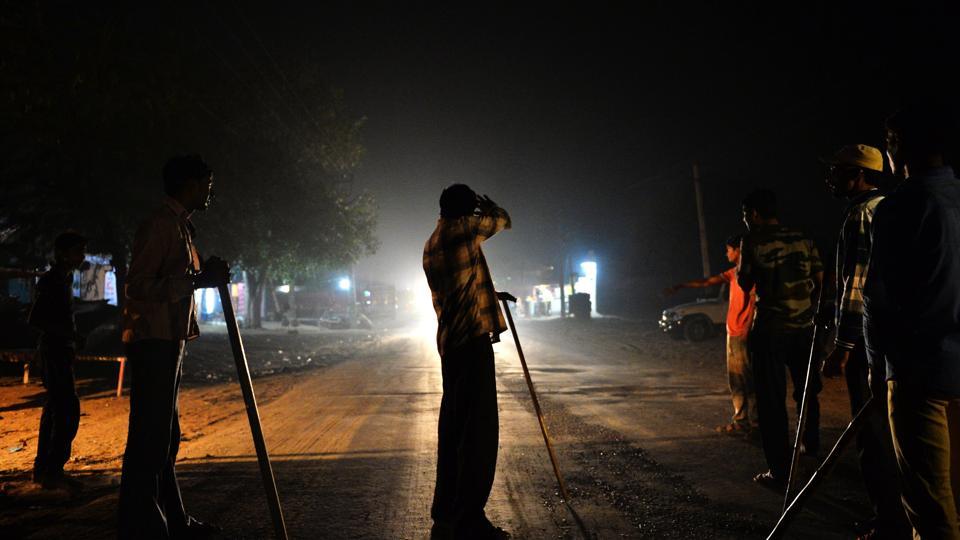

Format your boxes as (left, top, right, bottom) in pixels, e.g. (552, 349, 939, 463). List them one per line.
(737, 224, 823, 334)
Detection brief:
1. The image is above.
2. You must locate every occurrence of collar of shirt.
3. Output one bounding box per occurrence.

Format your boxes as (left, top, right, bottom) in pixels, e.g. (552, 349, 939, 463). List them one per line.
(164, 196, 197, 238)
(846, 188, 881, 208)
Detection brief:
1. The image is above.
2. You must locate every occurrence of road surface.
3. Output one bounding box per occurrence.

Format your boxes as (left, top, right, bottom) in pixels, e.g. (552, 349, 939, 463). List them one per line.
(1, 318, 872, 538)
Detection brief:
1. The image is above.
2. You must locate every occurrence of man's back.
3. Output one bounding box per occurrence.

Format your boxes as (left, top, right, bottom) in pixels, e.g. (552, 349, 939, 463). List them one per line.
(422, 207, 510, 356)
(865, 166, 960, 394)
(739, 225, 823, 333)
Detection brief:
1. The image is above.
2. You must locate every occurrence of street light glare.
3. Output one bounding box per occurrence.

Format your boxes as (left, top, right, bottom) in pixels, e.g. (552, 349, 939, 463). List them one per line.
(338, 277, 352, 291)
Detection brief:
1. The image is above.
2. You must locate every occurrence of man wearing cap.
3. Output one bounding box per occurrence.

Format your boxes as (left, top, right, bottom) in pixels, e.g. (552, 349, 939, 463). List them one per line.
(821, 145, 910, 539)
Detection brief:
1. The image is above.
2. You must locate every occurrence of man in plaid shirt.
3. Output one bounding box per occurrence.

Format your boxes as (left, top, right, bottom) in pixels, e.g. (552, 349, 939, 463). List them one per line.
(423, 183, 512, 540)
(821, 144, 909, 539)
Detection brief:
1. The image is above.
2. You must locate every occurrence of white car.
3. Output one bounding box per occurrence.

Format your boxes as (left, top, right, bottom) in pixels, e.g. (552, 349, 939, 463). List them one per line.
(659, 287, 728, 342)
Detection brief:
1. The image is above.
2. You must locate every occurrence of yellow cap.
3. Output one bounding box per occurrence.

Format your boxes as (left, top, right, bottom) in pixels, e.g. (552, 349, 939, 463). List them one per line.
(825, 144, 884, 172)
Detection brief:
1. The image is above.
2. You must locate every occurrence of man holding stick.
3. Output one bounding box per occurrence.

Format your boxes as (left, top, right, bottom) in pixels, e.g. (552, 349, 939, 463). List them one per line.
(820, 144, 910, 540)
(423, 184, 511, 540)
(738, 189, 824, 489)
(118, 155, 229, 539)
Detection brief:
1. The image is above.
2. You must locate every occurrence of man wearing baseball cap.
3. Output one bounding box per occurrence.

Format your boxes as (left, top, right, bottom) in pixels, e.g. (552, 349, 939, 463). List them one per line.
(821, 144, 910, 539)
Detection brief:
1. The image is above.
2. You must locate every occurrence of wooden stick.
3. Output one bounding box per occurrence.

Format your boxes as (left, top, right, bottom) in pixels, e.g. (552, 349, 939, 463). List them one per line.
(784, 288, 824, 509)
(501, 297, 571, 500)
(218, 285, 289, 540)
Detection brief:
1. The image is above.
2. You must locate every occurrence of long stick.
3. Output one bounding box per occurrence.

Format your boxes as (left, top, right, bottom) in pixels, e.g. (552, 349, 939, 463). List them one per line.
(500, 297, 571, 500)
(218, 285, 289, 540)
(784, 288, 824, 509)
(768, 398, 876, 539)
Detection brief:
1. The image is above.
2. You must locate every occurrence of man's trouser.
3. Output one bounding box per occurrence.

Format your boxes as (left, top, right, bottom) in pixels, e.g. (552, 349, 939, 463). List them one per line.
(749, 327, 821, 479)
(845, 345, 911, 537)
(118, 340, 188, 540)
(888, 380, 960, 540)
(727, 333, 758, 427)
(33, 346, 80, 481)
(431, 335, 499, 530)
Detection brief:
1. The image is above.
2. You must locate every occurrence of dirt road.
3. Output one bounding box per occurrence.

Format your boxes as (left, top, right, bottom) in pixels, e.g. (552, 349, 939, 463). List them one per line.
(1, 318, 872, 538)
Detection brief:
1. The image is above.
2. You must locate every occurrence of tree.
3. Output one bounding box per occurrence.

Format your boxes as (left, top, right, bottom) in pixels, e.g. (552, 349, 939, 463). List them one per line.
(0, 3, 378, 326)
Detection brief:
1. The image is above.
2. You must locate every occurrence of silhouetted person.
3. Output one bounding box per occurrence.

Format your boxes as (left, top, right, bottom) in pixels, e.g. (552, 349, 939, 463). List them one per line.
(665, 235, 758, 433)
(29, 231, 87, 490)
(738, 188, 824, 489)
(865, 102, 960, 539)
(118, 155, 228, 539)
(820, 144, 910, 539)
(423, 184, 512, 540)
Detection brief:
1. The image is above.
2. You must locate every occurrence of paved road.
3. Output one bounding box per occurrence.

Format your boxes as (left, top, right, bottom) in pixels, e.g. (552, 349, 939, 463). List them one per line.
(1, 318, 872, 538)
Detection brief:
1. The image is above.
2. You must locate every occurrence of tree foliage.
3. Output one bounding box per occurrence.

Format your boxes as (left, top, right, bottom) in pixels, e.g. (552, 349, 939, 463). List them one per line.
(0, 2, 378, 325)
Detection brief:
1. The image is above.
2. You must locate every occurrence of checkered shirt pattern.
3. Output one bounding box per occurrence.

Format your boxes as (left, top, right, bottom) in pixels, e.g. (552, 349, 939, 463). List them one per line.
(834, 190, 883, 350)
(423, 207, 511, 357)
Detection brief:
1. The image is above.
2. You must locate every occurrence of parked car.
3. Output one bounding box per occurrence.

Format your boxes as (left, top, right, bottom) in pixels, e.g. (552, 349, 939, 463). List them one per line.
(659, 286, 727, 342)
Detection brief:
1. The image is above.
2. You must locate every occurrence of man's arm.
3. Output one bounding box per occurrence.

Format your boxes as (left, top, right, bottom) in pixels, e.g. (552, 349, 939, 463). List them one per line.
(125, 219, 194, 303)
(834, 210, 872, 350)
(664, 274, 726, 296)
(475, 195, 511, 241)
(737, 237, 755, 292)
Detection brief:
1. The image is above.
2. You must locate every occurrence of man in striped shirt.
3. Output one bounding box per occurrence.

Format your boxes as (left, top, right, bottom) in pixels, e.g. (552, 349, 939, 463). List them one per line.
(821, 144, 909, 540)
(423, 184, 512, 540)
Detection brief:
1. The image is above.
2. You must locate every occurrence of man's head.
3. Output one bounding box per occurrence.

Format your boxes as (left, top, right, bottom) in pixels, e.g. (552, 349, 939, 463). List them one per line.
(53, 231, 87, 271)
(824, 144, 883, 198)
(163, 155, 214, 212)
(885, 100, 954, 178)
(724, 235, 742, 264)
(439, 183, 477, 219)
(741, 189, 777, 230)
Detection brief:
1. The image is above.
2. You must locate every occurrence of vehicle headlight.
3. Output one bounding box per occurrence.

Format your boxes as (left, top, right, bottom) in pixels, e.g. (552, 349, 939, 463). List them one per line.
(662, 310, 681, 321)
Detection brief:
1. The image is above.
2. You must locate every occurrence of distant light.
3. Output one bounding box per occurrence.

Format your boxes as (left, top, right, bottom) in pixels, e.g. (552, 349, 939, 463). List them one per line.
(277, 284, 290, 294)
(203, 288, 217, 315)
(363, 290, 372, 297)
(580, 261, 597, 279)
(338, 278, 351, 291)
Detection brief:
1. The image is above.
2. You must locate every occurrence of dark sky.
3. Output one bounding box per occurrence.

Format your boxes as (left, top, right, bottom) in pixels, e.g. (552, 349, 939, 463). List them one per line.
(208, 2, 956, 313)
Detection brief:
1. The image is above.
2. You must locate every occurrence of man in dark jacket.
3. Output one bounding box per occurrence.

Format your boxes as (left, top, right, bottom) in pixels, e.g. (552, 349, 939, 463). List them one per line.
(117, 155, 229, 539)
(864, 103, 960, 539)
(29, 231, 87, 490)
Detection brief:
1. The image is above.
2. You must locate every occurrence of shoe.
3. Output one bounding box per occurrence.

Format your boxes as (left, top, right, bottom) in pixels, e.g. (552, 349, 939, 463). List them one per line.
(39, 472, 84, 492)
(715, 422, 749, 434)
(752, 470, 785, 492)
(456, 517, 511, 540)
(176, 516, 223, 539)
(799, 443, 819, 459)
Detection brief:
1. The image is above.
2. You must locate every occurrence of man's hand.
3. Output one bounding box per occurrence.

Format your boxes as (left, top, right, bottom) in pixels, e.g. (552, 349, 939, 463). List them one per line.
(496, 291, 517, 303)
(194, 256, 231, 289)
(476, 194, 497, 215)
(821, 347, 850, 378)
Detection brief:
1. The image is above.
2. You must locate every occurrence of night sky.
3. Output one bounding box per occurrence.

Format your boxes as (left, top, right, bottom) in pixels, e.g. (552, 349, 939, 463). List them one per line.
(18, 2, 957, 314)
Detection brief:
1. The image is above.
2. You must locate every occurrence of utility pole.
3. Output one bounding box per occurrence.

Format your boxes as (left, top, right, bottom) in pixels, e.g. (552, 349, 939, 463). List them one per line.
(693, 162, 711, 278)
(559, 256, 566, 318)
